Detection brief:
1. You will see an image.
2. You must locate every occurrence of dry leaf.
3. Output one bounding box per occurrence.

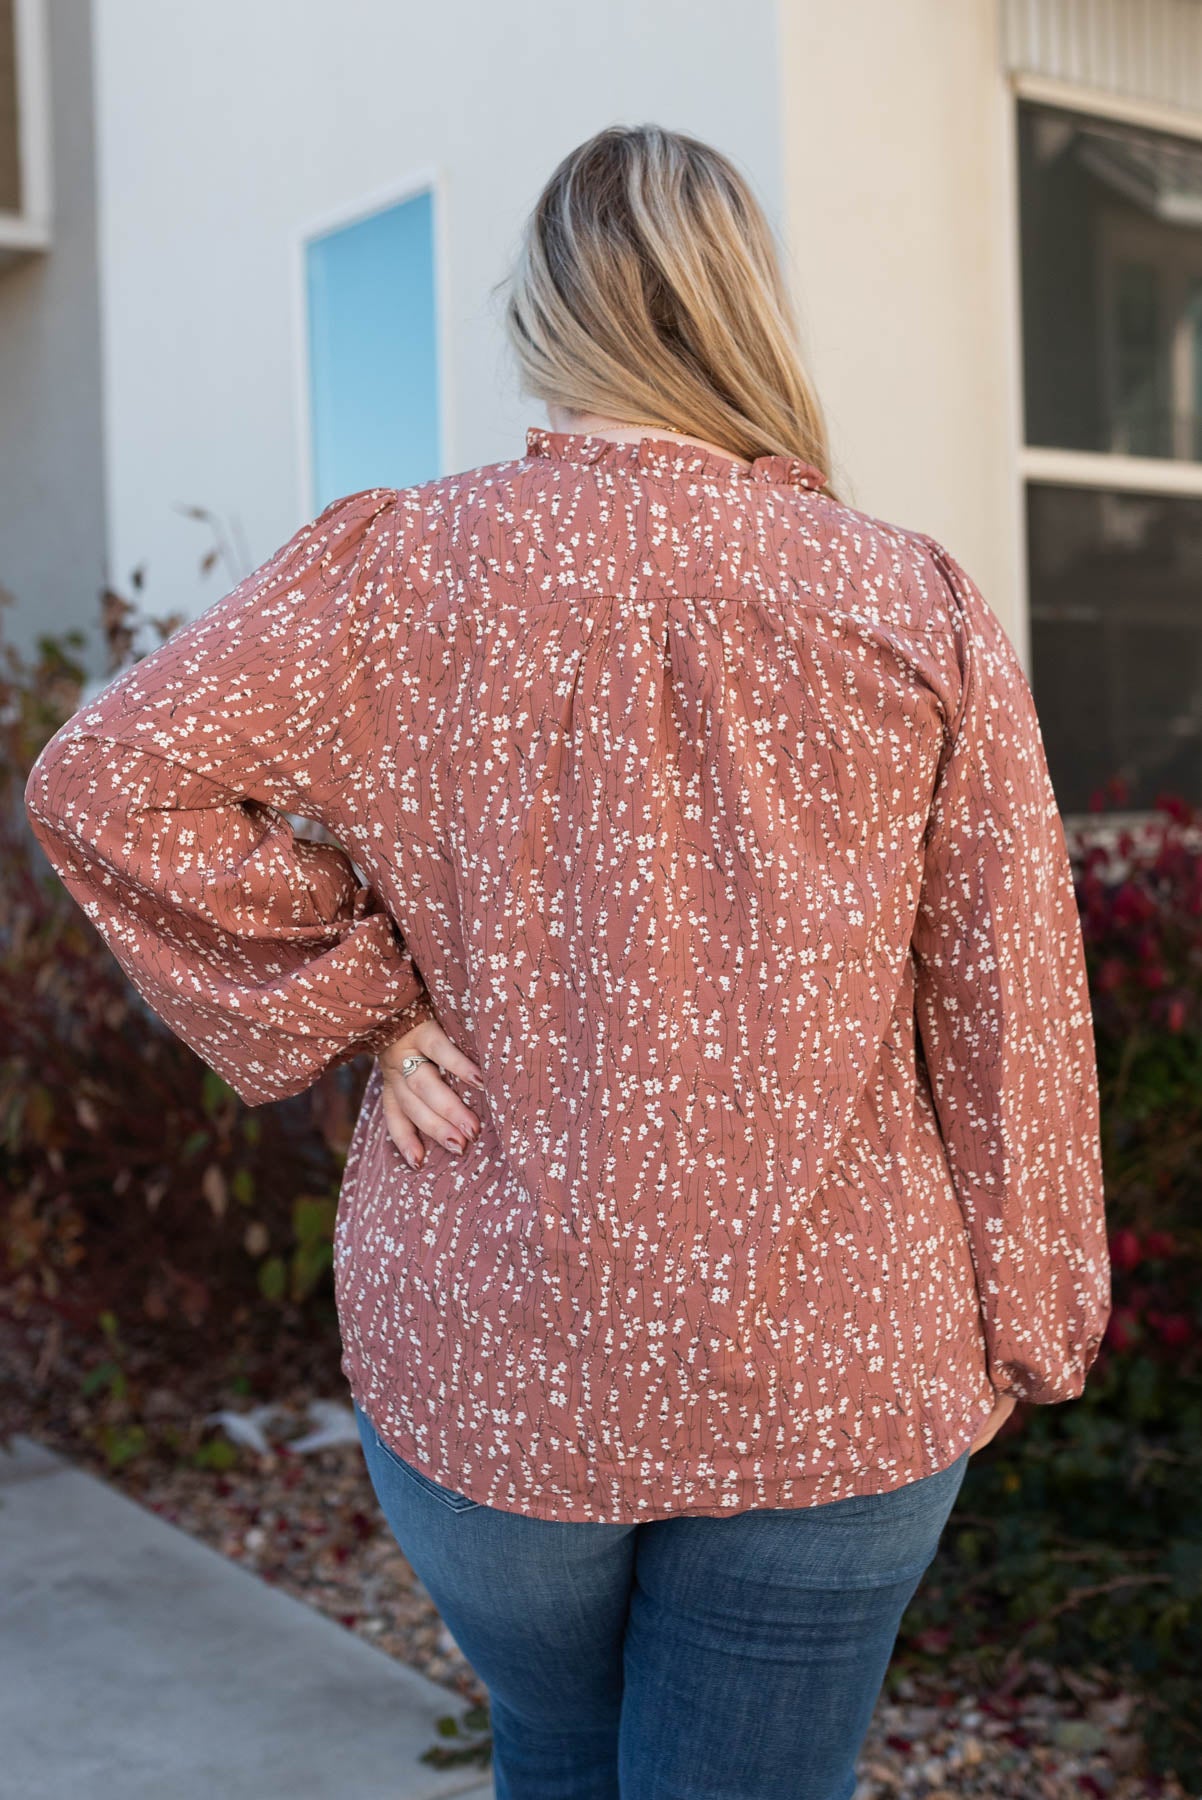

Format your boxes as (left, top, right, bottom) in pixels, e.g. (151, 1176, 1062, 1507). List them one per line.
(202, 1165, 228, 1220)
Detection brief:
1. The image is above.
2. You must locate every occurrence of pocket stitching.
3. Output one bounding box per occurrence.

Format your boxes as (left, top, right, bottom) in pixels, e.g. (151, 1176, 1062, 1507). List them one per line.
(372, 1429, 481, 1512)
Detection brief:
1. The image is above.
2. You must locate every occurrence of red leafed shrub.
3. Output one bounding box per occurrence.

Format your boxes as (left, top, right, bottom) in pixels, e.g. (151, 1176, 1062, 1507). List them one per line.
(1068, 798, 1202, 1387)
(1074, 793, 1202, 1049)
(0, 587, 372, 1342)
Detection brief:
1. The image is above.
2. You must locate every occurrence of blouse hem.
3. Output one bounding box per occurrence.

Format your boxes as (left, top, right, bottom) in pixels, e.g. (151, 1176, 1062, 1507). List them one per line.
(346, 1372, 999, 1525)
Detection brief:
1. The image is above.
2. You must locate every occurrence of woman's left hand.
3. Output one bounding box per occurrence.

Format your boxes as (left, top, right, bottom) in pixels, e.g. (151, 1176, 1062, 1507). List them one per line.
(968, 1391, 1018, 1455)
(377, 1019, 486, 1168)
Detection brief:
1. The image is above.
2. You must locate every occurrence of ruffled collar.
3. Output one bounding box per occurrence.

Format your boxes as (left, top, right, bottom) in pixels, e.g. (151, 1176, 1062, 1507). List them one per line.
(525, 425, 827, 492)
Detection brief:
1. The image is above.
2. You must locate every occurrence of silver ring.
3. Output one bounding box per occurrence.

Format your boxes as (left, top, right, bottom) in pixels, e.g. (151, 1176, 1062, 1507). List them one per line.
(398, 1053, 434, 1080)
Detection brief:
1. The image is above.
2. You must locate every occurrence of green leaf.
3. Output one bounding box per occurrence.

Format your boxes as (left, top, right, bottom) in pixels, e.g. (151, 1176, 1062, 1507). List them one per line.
(193, 1438, 238, 1471)
(292, 1195, 336, 1246)
(81, 1359, 121, 1397)
(98, 1422, 146, 1471)
(1126, 1356, 1161, 1423)
(1053, 1720, 1107, 1754)
(290, 1241, 332, 1303)
(201, 1070, 231, 1116)
(258, 1256, 287, 1303)
(1167, 1539, 1202, 1599)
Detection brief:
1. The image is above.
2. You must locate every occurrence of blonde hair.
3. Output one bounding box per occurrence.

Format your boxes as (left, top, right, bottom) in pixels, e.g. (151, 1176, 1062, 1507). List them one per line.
(500, 123, 837, 497)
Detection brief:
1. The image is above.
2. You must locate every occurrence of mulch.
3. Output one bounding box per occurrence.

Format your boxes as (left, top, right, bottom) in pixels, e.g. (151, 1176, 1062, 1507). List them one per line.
(1, 1300, 1193, 1799)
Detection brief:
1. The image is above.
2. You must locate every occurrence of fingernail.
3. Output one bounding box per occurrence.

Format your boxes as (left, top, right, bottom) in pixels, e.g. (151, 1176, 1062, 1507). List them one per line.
(406, 1148, 422, 1168)
(447, 1135, 465, 1153)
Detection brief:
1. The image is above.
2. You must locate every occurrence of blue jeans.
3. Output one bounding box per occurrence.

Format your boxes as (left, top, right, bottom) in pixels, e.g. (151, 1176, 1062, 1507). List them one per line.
(353, 1397, 969, 1800)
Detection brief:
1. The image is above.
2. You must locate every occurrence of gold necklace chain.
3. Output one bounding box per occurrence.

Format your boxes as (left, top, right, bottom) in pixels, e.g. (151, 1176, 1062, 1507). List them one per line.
(621, 419, 690, 434)
(569, 416, 691, 437)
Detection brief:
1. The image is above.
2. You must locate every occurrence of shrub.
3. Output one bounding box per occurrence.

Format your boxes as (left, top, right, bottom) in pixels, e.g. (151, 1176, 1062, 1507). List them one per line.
(0, 586, 369, 1344)
(897, 791, 1202, 1790)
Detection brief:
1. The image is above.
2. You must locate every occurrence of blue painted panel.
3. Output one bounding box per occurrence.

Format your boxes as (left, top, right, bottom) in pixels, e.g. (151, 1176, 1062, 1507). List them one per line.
(305, 189, 440, 506)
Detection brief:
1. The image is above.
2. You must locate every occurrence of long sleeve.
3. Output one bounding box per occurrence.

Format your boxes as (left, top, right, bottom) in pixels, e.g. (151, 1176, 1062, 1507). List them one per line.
(910, 535, 1112, 1405)
(24, 488, 432, 1108)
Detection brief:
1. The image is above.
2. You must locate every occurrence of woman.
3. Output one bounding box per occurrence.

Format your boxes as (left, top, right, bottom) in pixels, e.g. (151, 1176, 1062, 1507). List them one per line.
(25, 124, 1110, 1800)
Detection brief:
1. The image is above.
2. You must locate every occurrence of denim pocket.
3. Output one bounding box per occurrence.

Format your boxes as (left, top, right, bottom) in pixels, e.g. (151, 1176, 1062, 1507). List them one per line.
(368, 1425, 482, 1513)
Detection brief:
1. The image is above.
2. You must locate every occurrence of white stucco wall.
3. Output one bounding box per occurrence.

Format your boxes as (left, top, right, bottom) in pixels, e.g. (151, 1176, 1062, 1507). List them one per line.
(90, 0, 783, 635)
(778, 0, 1025, 647)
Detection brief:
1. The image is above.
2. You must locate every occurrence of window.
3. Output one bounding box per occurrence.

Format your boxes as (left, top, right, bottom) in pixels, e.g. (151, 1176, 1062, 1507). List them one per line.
(304, 187, 441, 509)
(0, 0, 20, 215)
(0, 0, 50, 267)
(1018, 99, 1202, 813)
(1028, 484, 1202, 813)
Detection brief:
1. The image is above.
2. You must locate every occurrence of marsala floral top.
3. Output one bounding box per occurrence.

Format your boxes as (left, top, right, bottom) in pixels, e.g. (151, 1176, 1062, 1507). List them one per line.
(24, 425, 1111, 1522)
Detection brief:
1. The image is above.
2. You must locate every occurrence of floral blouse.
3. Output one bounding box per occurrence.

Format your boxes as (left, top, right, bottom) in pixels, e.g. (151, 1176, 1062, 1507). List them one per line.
(24, 424, 1112, 1522)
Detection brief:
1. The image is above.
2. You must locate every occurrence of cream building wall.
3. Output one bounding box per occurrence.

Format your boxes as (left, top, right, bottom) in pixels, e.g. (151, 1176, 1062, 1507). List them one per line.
(778, 0, 1024, 648)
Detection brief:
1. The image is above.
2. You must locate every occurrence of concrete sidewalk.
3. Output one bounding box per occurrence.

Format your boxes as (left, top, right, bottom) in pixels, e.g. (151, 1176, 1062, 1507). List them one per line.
(0, 1434, 496, 1800)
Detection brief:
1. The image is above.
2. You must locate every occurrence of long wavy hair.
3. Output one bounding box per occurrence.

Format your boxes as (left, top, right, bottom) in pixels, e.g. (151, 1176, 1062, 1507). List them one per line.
(499, 123, 837, 497)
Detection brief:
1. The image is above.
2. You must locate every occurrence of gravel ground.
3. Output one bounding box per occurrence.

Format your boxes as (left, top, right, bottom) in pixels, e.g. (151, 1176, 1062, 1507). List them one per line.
(2, 1307, 1194, 1798)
